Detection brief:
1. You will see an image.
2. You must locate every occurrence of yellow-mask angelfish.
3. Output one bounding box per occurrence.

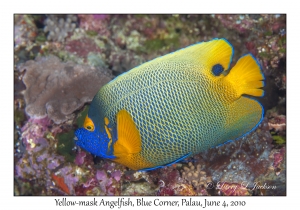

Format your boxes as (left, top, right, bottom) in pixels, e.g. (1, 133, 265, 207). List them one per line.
(75, 38, 265, 171)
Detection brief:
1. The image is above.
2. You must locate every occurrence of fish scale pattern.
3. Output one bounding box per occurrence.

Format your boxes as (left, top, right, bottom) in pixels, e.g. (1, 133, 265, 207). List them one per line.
(93, 60, 238, 166)
(76, 39, 264, 170)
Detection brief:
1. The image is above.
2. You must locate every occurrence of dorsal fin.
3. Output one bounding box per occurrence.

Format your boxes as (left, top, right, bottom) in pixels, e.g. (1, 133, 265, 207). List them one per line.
(191, 38, 233, 72)
(120, 38, 233, 77)
(157, 38, 233, 73)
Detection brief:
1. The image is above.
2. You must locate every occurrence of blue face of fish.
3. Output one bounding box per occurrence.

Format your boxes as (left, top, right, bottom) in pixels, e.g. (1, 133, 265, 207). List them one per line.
(74, 127, 116, 159)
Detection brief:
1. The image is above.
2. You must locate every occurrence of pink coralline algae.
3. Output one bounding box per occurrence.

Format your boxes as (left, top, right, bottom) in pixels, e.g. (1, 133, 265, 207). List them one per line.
(74, 151, 87, 166)
(14, 116, 107, 196)
(96, 170, 119, 195)
(273, 147, 285, 169)
(65, 37, 102, 60)
(74, 162, 123, 196)
(78, 14, 111, 37)
(19, 116, 59, 150)
(148, 166, 198, 196)
(15, 117, 79, 195)
(155, 167, 181, 196)
(18, 55, 113, 124)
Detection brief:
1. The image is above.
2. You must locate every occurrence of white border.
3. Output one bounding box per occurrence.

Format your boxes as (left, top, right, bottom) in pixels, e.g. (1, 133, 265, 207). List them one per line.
(2, 0, 297, 209)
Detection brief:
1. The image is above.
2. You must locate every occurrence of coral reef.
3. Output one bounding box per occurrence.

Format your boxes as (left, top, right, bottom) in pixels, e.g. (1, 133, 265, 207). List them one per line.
(121, 170, 158, 195)
(155, 167, 198, 196)
(65, 37, 103, 61)
(253, 147, 286, 196)
(14, 15, 38, 48)
(18, 55, 113, 124)
(14, 117, 78, 195)
(44, 15, 77, 42)
(199, 118, 274, 185)
(272, 147, 285, 170)
(267, 110, 286, 136)
(74, 160, 124, 196)
(78, 15, 111, 37)
(181, 162, 212, 194)
(14, 15, 43, 67)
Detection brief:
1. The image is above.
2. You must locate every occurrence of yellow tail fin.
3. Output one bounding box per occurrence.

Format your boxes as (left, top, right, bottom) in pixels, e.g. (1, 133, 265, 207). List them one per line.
(113, 109, 141, 156)
(225, 54, 264, 97)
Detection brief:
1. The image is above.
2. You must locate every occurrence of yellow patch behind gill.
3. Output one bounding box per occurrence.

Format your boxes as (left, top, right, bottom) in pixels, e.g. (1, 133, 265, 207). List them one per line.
(113, 109, 154, 170)
(83, 115, 95, 131)
(104, 117, 113, 149)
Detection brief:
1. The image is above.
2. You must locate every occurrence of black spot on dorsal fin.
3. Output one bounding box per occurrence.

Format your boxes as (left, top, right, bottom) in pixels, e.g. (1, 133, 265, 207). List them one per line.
(212, 64, 224, 76)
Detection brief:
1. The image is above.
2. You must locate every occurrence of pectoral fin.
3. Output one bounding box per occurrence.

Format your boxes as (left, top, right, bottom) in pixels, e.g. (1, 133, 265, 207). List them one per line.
(113, 109, 142, 156)
(112, 110, 156, 170)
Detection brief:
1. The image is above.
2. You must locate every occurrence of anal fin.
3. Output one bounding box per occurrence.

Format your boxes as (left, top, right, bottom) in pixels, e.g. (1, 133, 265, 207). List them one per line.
(139, 153, 191, 172)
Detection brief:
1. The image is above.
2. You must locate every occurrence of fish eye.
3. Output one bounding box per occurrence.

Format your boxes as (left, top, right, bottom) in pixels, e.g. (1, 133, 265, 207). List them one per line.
(85, 124, 94, 131)
(83, 116, 95, 131)
(212, 64, 224, 76)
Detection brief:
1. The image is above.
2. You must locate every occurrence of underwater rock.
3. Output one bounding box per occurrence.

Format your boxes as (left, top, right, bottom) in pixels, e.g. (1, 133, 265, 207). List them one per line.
(14, 15, 38, 47)
(268, 114, 286, 135)
(15, 116, 95, 195)
(156, 168, 197, 196)
(122, 182, 157, 196)
(198, 118, 274, 186)
(65, 37, 103, 61)
(253, 147, 286, 196)
(15, 122, 70, 195)
(78, 14, 111, 37)
(272, 147, 285, 169)
(18, 55, 113, 124)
